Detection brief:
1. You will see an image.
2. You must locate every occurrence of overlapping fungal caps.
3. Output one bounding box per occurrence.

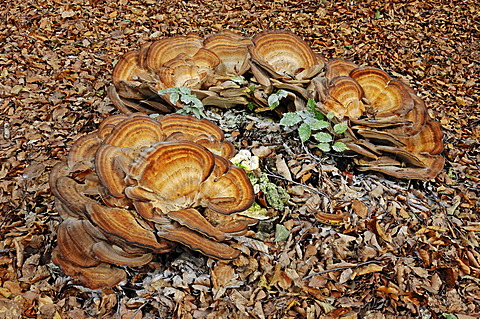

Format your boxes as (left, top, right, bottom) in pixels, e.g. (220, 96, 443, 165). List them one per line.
(313, 60, 444, 180)
(108, 30, 444, 180)
(108, 31, 253, 113)
(50, 113, 255, 289)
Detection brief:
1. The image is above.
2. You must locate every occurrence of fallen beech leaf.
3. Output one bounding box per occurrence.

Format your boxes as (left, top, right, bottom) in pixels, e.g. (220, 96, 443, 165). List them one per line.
(354, 263, 384, 276)
(375, 221, 391, 242)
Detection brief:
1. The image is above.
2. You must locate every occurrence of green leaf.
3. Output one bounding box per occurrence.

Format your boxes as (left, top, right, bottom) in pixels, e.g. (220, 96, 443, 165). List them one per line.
(313, 109, 325, 120)
(441, 314, 457, 319)
(313, 132, 333, 143)
(306, 98, 316, 109)
(247, 102, 255, 110)
(374, 10, 381, 19)
(158, 87, 179, 95)
(310, 119, 330, 130)
(298, 123, 311, 143)
(280, 112, 303, 126)
(333, 121, 348, 134)
(169, 92, 180, 105)
(179, 86, 191, 95)
(276, 89, 288, 99)
(297, 109, 314, 120)
(268, 94, 279, 109)
(317, 143, 331, 152)
(326, 112, 335, 120)
(332, 141, 349, 152)
(275, 224, 290, 242)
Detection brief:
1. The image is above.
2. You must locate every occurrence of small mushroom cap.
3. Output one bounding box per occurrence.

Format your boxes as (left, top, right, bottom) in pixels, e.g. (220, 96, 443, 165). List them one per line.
(250, 30, 324, 79)
(129, 140, 216, 203)
(157, 225, 241, 260)
(144, 34, 203, 73)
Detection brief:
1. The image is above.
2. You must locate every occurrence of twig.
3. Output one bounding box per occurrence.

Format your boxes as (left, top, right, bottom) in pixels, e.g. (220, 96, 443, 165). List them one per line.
(303, 260, 381, 280)
(263, 168, 328, 198)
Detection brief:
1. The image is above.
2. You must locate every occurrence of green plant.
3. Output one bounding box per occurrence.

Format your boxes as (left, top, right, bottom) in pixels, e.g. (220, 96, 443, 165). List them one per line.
(280, 99, 349, 152)
(158, 87, 206, 119)
(268, 89, 288, 109)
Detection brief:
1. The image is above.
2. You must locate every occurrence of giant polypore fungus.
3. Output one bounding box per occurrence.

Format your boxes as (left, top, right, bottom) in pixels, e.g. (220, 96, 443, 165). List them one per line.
(108, 30, 444, 181)
(50, 113, 255, 289)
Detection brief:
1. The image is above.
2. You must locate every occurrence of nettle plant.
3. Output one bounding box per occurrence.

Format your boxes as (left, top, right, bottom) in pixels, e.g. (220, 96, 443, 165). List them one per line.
(279, 98, 349, 153)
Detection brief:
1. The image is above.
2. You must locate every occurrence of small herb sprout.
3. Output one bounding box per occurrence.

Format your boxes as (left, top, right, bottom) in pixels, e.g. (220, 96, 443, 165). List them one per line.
(158, 87, 206, 119)
(268, 89, 288, 110)
(280, 99, 349, 152)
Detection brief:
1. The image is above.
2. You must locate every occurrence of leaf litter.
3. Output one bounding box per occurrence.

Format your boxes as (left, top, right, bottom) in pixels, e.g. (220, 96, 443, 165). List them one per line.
(0, 0, 479, 318)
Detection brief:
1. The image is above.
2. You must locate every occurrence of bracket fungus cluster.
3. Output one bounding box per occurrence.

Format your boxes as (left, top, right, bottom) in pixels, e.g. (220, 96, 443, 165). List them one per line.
(50, 113, 255, 289)
(108, 30, 444, 181)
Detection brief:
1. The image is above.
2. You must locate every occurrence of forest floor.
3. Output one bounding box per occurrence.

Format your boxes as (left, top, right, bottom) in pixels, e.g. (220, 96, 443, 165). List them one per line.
(0, 0, 479, 318)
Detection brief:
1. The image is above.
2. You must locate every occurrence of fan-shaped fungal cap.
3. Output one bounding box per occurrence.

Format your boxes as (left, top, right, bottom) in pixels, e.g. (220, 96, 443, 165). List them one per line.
(112, 51, 152, 100)
(158, 54, 204, 89)
(52, 251, 127, 290)
(357, 154, 445, 181)
(92, 241, 153, 267)
(128, 140, 216, 204)
(400, 120, 444, 155)
(54, 218, 100, 268)
(250, 30, 324, 80)
(199, 157, 255, 214)
(160, 113, 224, 141)
(203, 31, 252, 76)
(144, 34, 204, 73)
(160, 114, 236, 158)
(325, 59, 358, 79)
(322, 76, 365, 119)
(67, 133, 102, 168)
(94, 144, 131, 198)
(166, 208, 226, 241)
(157, 225, 241, 260)
(350, 68, 414, 117)
(103, 114, 165, 149)
(85, 203, 171, 253)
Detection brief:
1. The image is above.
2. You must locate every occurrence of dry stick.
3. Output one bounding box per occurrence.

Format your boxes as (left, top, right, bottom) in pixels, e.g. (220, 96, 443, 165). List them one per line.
(303, 260, 381, 280)
(263, 168, 328, 198)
